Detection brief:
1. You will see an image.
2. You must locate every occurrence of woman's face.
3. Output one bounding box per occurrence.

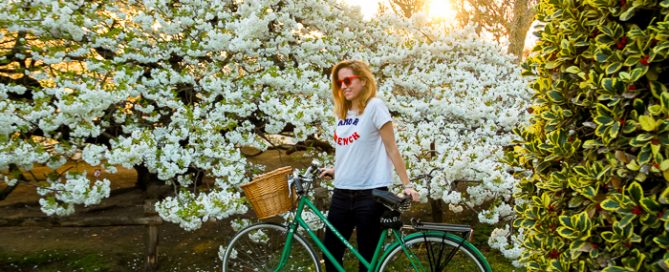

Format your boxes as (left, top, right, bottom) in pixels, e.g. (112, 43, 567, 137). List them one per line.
(337, 68, 365, 103)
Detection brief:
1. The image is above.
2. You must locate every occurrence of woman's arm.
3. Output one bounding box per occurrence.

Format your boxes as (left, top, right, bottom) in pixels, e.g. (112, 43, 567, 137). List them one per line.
(318, 167, 334, 178)
(379, 122, 419, 200)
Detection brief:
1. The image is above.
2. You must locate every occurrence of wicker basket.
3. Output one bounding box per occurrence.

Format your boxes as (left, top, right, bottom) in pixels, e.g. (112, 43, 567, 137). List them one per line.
(240, 166, 295, 219)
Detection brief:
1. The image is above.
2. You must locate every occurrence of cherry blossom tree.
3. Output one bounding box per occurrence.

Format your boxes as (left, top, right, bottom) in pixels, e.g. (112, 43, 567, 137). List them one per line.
(0, 0, 529, 257)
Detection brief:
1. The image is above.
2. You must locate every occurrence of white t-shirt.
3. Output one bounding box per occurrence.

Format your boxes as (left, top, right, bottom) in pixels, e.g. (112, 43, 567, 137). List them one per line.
(334, 97, 393, 189)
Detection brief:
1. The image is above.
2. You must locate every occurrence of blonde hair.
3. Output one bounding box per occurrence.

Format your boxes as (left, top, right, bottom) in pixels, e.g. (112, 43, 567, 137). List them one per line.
(330, 60, 378, 120)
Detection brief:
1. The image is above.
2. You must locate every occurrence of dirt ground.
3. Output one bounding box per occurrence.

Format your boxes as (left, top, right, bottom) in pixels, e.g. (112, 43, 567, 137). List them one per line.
(0, 150, 312, 272)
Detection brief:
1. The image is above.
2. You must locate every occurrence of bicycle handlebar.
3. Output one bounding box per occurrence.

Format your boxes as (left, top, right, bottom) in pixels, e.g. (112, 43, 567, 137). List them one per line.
(290, 164, 443, 210)
(289, 161, 322, 195)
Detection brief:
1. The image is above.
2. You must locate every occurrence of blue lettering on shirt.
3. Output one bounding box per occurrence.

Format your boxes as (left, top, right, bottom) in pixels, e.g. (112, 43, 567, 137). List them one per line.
(338, 118, 359, 126)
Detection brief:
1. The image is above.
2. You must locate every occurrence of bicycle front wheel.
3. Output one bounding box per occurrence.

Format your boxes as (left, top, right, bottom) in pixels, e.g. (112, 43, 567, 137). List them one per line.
(379, 232, 491, 272)
(222, 222, 321, 272)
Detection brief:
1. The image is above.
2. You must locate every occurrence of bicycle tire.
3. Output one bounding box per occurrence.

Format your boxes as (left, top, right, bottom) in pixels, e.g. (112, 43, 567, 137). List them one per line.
(222, 222, 322, 272)
(378, 232, 491, 272)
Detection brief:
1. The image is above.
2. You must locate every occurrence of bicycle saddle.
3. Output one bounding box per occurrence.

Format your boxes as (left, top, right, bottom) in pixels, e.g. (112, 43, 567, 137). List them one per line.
(372, 189, 408, 211)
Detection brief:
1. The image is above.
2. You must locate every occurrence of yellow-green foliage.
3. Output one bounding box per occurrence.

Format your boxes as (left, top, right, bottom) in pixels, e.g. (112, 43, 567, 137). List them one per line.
(508, 0, 669, 270)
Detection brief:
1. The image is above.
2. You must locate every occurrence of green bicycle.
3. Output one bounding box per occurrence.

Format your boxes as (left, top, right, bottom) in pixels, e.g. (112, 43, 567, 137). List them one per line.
(222, 164, 492, 272)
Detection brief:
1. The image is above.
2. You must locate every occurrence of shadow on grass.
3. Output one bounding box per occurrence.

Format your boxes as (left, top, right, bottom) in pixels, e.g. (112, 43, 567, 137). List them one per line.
(0, 249, 134, 272)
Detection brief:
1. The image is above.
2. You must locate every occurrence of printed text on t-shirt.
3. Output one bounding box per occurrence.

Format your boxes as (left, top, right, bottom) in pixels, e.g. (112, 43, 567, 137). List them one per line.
(334, 132, 360, 146)
(338, 118, 359, 126)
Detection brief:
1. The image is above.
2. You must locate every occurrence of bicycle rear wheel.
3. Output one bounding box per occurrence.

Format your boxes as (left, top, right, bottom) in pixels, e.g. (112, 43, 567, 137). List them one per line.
(379, 232, 491, 272)
(222, 223, 321, 272)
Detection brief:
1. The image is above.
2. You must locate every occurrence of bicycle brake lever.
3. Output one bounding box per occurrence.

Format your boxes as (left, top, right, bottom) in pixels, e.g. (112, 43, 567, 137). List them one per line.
(399, 198, 411, 211)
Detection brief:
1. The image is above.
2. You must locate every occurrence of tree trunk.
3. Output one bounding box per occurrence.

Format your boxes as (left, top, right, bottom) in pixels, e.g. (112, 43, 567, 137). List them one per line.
(429, 198, 444, 222)
(135, 165, 151, 191)
(507, 0, 537, 61)
(0, 183, 17, 201)
(0, 164, 24, 201)
(134, 165, 171, 199)
(429, 142, 444, 222)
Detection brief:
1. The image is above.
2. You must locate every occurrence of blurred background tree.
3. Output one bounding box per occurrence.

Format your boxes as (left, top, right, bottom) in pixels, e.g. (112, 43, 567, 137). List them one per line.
(383, 0, 538, 60)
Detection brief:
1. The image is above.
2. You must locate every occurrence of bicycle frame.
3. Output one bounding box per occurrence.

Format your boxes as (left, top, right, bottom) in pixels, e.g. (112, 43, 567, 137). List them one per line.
(275, 193, 426, 272)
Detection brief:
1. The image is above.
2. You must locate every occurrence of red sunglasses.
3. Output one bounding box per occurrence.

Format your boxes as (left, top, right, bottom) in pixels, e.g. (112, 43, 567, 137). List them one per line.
(336, 75, 360, 87)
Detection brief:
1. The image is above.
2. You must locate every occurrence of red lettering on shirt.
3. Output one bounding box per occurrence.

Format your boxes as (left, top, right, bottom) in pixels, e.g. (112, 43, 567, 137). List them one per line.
(335, 131, 361, 146)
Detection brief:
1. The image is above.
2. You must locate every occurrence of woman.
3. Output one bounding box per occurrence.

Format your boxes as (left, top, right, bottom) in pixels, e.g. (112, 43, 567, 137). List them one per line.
(319, 60, 419, 271)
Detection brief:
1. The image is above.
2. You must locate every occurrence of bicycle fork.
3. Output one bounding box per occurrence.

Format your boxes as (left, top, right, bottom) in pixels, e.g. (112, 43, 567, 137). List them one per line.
(275, 222, 300, 272)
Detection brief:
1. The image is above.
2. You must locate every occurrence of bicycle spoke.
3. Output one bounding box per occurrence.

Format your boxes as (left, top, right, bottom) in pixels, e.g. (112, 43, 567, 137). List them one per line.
(222, 223, 321, 272)
(379, 233, 488, 272)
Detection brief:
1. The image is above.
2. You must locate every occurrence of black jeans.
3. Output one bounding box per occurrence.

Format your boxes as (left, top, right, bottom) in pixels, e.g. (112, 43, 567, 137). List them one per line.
(323, 187, 387, 272)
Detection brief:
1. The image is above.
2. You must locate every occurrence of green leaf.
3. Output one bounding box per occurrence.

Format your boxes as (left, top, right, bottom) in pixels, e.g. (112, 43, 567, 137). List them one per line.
(641, 196, 661, 213)
(573, 166, 589, 177)
(599, 25, 615, 37)
(650, 81, 668, 99)
(595, 115, 614, 126)
(653, 40, 669, 55)
(565, 66, 581, 74)
(596, 51, 609, 62)
(602, 266, 634, 272)
(619, 214, 636, 228)
(633, 98, 645, 113)
(653, 234, 669, 249)
(520, 219, 536, 228)
(610, 121, 620, 138)
(661, 92, 669, 113)
(649, 104, 663, 115)
(548, 90, 565, 103)
(634, 133, 654, 142)
(558, 226, 578, 239)
(659, 187, 669, 204)
(583, 139, 602, 149)
(602, 78, 616, 92)
(606, 62, 622, 75)
(601, 198, 620, 211)
(596, 103, 614, 116)
(559, 215, 572, 227)
(596, 34, 615, 44)
(601, 231, 617, 242)
(660, 160, 669, 171)
(545, 61, 562, 69)
(575, 211, 591, 232)
(630, 66, 647, 82)
(624, 54, 641, 66)
(638, 145, 652, 165)
(627, 182, 643, 202)
(569, 240, 587, 253)
(639, 115, 658, 131)
(581, 186, 598, 200)
(569, 196, 587, 208)
(626, 159, 641, 171)
(619, 7, 636, 21)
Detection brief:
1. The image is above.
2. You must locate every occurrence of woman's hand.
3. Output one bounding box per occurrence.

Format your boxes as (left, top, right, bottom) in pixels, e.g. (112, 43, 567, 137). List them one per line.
(319, 167, 334, 178)
(403, 188, 420, 202)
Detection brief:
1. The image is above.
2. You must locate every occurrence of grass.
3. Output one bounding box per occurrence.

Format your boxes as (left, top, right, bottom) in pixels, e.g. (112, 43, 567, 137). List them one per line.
(0, 250, 123, 272)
